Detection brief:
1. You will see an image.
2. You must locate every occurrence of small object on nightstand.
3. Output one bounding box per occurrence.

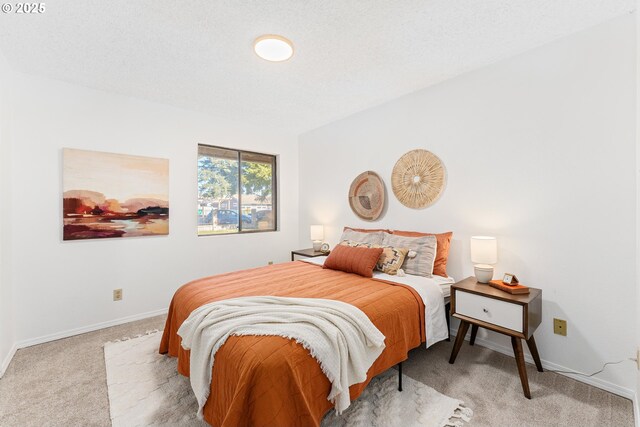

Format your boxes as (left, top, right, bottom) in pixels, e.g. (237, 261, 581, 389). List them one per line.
(449, 277, 542, 399)
(291, 248, 329, 262)
(502, 273, 518, 285)
(320, 242, 330, 253)
(489, 279, 530, 294)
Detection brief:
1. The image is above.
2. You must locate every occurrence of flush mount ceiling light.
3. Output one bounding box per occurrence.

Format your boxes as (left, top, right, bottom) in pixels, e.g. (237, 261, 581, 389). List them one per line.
(253, 35, 294, 62)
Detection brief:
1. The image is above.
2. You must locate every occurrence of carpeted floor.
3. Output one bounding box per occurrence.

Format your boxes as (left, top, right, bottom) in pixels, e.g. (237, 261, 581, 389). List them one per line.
(0, 315, 633, 426)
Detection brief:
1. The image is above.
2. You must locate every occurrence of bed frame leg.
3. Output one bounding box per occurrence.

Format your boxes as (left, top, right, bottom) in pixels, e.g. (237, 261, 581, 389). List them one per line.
(445, 301, 451, 342)
(398, 362, 403, 392)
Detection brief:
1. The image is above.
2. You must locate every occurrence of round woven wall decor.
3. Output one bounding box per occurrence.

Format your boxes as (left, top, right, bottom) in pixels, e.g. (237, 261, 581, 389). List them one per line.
(348, 171, 385, 221)
(391, 149, 446, 209)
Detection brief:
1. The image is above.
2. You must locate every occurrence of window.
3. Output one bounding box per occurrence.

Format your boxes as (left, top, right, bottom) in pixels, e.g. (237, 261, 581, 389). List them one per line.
(197, 144, 277, 235)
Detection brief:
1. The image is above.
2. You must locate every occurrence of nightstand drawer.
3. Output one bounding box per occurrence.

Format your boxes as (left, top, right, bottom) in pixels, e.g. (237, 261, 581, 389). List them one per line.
(455, 290, 523, 332)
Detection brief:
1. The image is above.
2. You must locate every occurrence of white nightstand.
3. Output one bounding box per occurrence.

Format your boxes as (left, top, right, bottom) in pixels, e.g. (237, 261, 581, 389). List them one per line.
(448, 277, 543, 399)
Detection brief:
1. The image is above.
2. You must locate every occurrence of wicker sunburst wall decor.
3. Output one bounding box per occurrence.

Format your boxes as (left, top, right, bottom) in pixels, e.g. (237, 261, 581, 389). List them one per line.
(348, 171, 385, 221)
(391, 149, 446, 209)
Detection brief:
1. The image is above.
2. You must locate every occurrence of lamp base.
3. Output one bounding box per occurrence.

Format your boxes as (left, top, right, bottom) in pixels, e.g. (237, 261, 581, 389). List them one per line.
(474, 265, 494, 284)
(312, 240, 322, 251)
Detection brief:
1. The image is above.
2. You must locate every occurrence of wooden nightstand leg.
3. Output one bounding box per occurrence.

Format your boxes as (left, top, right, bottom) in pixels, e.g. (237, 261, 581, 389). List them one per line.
(469, 324, 478, 346)
(448, 321, 470, 364)
(526, 335, 544, 372)
(511, 337, 531, 399)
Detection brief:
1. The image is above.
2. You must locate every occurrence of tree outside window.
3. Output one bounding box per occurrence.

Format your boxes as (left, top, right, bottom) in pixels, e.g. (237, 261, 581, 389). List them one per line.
(197, 145, 277, 235)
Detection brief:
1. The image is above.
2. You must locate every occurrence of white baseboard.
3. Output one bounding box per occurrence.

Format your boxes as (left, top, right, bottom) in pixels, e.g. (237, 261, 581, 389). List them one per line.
(449, 326, 635, 400)
(0, 308, 167, 379)
(633, 392, 639, 427)
(0, 342, 18, 378)
(16, 308, 168, 349)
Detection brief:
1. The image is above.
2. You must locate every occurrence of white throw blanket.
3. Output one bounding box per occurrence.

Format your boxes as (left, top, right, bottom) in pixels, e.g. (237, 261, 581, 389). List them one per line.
(178, 296, 386, 418)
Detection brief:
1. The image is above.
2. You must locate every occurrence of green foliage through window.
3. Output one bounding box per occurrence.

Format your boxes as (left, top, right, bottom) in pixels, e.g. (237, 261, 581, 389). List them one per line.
(197, 145, 277, 235)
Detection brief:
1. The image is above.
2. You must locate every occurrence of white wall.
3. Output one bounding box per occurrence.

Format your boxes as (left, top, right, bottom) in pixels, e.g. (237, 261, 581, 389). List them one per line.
(636, 1, 640, 418)
(5, 70, 299, 346)
(299, 15, 637, 396)
(0, 52, 16, 377)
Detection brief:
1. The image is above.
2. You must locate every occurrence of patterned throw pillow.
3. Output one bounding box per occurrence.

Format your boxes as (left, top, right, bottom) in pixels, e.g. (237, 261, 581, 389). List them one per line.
(381, 234, 437, 277)
(343, 226, 390, 233)
(373, 245, 409, 275)
(339, 229, 384, 245)
(340, 241, 409, 276)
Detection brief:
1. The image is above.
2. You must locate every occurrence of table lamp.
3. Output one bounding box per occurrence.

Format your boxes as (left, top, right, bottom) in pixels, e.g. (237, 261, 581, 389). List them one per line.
(470, 236, 497, 283)
(310, 225, 324, 251)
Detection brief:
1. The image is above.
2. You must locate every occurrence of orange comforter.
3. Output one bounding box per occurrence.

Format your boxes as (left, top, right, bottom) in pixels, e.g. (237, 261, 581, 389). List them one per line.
(159, 261, 426, 427)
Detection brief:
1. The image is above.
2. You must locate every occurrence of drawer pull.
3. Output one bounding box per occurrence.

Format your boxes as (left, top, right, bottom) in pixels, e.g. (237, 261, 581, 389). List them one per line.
(483, 308, 489, 313)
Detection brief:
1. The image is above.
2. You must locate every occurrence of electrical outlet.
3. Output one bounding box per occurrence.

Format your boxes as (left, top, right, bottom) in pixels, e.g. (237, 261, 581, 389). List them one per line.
(268, 261, 274, 265)
(553, 318, 567, 336)
(113, 289, 123, 301)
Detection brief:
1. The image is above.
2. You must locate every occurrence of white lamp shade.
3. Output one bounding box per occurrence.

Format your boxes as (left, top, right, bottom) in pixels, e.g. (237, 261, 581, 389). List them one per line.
(470, 236, 497, 265)
(310, 225, 324, 241)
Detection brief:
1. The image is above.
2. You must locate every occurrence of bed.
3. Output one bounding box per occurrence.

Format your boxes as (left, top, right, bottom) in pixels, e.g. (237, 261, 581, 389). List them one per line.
(159, 256, 452, 427)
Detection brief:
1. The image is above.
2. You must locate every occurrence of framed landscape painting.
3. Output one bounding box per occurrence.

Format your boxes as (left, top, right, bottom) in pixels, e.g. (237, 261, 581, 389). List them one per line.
(63, 148, 169, 240)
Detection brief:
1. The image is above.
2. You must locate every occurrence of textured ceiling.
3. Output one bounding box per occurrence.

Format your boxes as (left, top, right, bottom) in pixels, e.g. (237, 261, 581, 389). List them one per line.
(0, 1, 634, 133)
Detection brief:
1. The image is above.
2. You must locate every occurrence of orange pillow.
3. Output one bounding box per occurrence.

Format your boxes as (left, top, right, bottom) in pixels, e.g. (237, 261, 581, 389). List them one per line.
(391, 230, 452, 278)
(323, 244, 384, 278)
(343, 226, 390, 233)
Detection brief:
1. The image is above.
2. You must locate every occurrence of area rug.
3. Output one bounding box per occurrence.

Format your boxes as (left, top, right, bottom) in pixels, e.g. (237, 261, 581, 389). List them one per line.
(104, 332, 472, 427)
